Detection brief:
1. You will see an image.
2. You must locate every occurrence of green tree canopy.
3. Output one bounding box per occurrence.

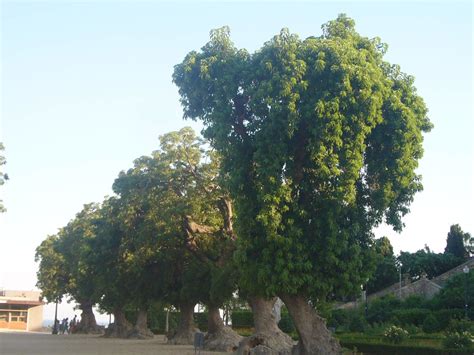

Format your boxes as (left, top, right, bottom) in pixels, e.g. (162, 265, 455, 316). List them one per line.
(173, 14, 432, 302)
(367, 237, 399, 294)
(445, 224, 472, 259)
(398, 247, 463, 280)
(174, 16, 432, 352)
(35, 234, 68, 303)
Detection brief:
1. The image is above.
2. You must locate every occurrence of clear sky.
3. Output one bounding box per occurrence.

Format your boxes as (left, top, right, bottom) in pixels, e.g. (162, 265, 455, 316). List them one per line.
(1, 1, 472, 322)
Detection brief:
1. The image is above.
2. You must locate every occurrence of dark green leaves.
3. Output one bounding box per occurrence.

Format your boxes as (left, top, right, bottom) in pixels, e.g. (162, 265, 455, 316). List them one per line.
(174, 16, 431, 301)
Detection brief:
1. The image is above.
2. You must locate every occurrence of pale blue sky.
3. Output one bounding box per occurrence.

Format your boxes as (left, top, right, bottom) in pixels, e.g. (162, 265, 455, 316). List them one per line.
(1, 1, 472, 321)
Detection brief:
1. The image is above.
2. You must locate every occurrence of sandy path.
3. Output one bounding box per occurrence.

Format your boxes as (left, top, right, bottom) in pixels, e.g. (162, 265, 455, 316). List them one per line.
(0, 331, 228, 355)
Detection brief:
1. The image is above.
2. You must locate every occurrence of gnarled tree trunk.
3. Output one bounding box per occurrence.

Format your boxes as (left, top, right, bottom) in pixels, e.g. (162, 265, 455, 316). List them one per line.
(128, 309, 154, 339)
(75, 301, 103, 334)
(236, 296, 294, 355)
(204, 305, 242, 352)
(167, 302, 198, 345)
(104, 307, 133, 338)
(279, 294, 341, 355)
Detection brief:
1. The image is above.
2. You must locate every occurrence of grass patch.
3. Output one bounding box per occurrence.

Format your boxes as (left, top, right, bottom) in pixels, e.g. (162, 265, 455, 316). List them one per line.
(336, 332, 473, 354)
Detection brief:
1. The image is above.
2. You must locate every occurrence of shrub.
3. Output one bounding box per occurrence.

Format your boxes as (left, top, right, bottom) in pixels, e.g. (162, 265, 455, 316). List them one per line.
(348, 313, 367, 332)
(194, 312, 208, 332)
(278, 312, 295, 333)
(442, 331, 473, 350)
(447, 319, 474, 333)
(148, 310, 179, 333)
(328, 309, 350, 329)
(367, 295, 400, 324)
(432, 309, 465, 330)
(422, 313, 441, 333)
(383, 325, 409, 344)
(404, 324, 421, 335)
(432, 272, 474, 312)
(231, 311, 254, 328)
(392, 308, 430, 327)
(364, 322, 395, 336)
(402, 295, 427, 309)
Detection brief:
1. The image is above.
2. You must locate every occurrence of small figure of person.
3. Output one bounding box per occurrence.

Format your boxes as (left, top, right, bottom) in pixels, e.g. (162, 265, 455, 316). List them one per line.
(70, 315, 77, 334)
(64, 317, 69, 334)
(59, 318, 65, 334)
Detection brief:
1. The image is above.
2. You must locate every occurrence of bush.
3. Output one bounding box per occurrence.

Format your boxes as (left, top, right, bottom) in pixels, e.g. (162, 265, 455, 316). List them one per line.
(278, 312, 295, 333)
(422, 313, 441, 333)
(383, 325, 409, 344)
(231, 311, 254, 328)
(148, 310, 179, 334)
(348, 313, 367, 332)
(402, 295, 427, 309)
(328, 309, 350, 329)
(404, 324, 421, 335)
(364, 322, 392, 336)
(432, 309, 465, 330)
(432, 272, 474, 312)
(194, 312, 208, 332)
(447, 319, 474, 333)
(392, 308, 430, 327)
(442, 331, 473, 350)
(367, 295, 401, 324)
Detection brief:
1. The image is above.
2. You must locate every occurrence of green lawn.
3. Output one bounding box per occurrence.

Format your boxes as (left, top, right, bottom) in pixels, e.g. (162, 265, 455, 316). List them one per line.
(337, 332, 473, 354)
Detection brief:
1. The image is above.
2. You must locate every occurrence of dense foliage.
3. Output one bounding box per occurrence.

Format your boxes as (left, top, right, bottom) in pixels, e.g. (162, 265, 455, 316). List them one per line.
(34, 15, 473, 354)
(173, 14, 432, 304)
(445, 224, 473, 260)
(367, 229, 470, 294)
(35, 127, 238, 333)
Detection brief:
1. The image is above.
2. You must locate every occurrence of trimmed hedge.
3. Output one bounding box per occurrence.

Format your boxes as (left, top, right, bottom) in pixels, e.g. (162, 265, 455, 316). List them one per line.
(148, 310, 180, 334)
(194, 312, 208, 332)
(391, 308, 430, 327)
(231, 311, 254, 328)
(278, 312, 295, 333)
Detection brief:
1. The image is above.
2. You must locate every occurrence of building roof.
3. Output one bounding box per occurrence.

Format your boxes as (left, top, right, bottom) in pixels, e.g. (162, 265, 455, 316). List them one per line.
(0, 290, 44, 306)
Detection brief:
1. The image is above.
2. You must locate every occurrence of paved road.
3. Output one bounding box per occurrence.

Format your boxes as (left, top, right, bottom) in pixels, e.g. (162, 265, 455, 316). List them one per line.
(0, 332, 226, 355)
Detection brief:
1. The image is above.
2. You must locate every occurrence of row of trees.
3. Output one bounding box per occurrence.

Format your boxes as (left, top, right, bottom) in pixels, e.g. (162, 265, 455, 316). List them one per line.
(36, 15, 433, 354)
(36, 128, 245, 349)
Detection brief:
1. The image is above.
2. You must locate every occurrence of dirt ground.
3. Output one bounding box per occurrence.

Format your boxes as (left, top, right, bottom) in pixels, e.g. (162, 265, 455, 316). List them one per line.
(0, 331, 228, 355)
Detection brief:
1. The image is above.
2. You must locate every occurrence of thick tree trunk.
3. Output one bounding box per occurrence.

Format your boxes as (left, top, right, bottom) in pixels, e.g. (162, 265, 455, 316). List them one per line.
(104, 307, 133, 338)
(279, 294, 341, 355)
(236, 296, 294, 355)
(75, 302, 103, 334)
(208, 305, 225, 334)
(128, 309, 154, 339)
(204, 305, 242, 352)
(167, 302, 198, 345)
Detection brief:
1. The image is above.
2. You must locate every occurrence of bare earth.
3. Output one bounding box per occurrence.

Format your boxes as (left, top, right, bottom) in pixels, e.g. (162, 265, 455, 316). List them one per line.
(0, 331, 228, 355)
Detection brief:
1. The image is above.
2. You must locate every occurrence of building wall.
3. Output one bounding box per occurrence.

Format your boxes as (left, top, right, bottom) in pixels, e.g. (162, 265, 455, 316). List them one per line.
(27, 305, 44, 331)
(0, 307, 28, 330)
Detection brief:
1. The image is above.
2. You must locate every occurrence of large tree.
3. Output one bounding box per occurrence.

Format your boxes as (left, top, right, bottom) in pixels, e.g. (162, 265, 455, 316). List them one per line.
(86, 197, 137, 338)
(36, 204, 104, 333)
(174, 14, 432, 354)
(109, 127, 240, 345)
